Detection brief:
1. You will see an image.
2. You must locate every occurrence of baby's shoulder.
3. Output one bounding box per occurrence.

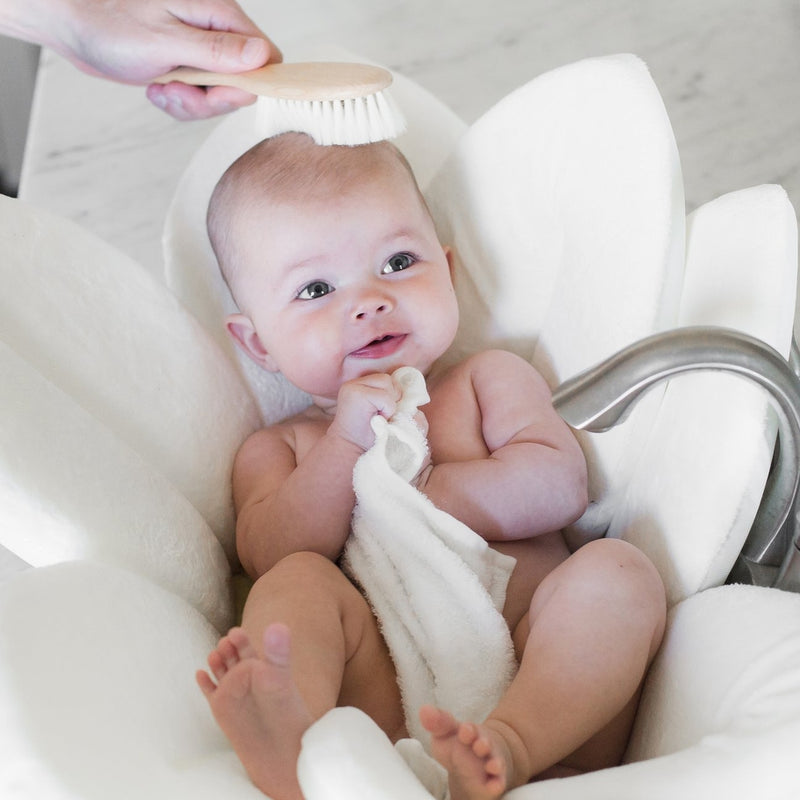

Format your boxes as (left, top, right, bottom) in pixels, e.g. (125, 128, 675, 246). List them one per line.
(428, 349, 549, 417)
(235, 421, 296, 475)
(464, 348, 532, 371)
(237, 406, 316, 458)
(446, 348, 545, 388)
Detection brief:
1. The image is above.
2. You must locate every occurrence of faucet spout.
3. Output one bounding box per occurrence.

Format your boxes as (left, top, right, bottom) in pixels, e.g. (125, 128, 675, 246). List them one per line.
(552, 326, 800, 589)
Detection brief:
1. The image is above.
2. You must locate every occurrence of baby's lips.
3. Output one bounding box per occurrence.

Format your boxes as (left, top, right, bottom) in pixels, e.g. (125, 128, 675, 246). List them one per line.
(349, 333, 407, 359)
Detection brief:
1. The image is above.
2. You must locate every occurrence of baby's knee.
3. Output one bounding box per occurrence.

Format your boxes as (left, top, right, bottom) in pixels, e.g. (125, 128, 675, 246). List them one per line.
(251, 551, 346, 600)
(573, 538, 666, 617)
(270, 550, 339, 578)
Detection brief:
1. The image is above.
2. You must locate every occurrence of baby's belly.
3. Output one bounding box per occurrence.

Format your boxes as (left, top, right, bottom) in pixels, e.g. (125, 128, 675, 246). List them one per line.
(491, 531, 572, 633)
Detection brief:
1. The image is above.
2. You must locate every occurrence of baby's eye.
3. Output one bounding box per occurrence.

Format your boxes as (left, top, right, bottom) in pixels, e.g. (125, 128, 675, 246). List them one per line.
(297, 280, 334, 300)
(382, 253, 416, 274)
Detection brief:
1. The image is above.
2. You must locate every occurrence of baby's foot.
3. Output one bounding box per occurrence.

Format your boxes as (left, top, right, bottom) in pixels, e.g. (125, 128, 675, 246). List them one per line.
(419, 706, 514, 800)
(197, 624, 312, 800)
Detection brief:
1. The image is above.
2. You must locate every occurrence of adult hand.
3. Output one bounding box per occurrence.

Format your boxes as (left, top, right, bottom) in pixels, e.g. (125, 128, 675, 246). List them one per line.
(0, 0, 281, 119)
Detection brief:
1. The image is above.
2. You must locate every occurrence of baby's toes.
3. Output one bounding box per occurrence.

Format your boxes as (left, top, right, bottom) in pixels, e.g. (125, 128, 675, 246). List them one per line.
(207, 647, 231, 682)
(485, 754, 505, 777)
(196, 669, 218, 697)
(222, 635, 244, 667)
(457, 721, 481, 748)
(419, 705, 460, 738)
(470, 731, 493, 760)
(227, 627, 260, 661)
(207, 631, 247, 681)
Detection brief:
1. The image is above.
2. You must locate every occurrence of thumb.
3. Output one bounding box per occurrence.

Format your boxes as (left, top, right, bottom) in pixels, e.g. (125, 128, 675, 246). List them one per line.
(172, 28, 275, 73)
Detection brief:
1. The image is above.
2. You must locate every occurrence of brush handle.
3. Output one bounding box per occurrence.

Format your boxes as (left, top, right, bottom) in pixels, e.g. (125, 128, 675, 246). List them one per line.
(153, 62, 392, 101)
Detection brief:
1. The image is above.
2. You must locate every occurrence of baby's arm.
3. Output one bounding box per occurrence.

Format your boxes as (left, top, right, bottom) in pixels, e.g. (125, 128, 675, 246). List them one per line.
(233, 373, 401, 578)
(419, 350, 588, 541)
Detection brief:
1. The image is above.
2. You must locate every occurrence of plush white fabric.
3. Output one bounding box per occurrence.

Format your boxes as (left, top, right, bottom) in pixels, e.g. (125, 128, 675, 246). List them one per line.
(0, 561, 265, 800)
(0, 341, 232, 631)
(428, 54, 685, 373)
(0, 194, 266, 627)
(299, 707, 443, 800)
(342, 368, 516, 750)
(0, 196, 261, 566)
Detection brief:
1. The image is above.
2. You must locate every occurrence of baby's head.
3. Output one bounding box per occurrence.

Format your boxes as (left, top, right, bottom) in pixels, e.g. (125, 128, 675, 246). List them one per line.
(207, 132, 459, 405)
(209, 133, 423, 298)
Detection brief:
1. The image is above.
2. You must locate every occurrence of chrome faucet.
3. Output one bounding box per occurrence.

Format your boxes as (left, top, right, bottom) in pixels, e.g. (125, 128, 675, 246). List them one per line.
(553, 326, 800, 592)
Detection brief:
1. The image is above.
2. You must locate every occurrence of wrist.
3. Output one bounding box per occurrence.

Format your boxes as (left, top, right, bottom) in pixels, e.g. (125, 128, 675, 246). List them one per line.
(325, 420, 371, 460)
(0, 0, 67, 49)
(11, 1, 86, 67)
(0, 0, 40, 42)
(326, 413, 377, 454)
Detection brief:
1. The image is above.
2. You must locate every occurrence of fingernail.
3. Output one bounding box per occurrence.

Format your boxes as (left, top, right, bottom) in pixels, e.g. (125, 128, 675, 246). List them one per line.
(241, 37, 267, 66)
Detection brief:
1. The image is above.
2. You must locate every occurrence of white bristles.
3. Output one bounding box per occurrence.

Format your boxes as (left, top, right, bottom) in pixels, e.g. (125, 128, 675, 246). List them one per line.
(254, 89, 406, 146)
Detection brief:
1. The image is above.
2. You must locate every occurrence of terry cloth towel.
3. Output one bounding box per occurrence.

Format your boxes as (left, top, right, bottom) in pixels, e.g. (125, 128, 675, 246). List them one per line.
(342, 366, 518, 751)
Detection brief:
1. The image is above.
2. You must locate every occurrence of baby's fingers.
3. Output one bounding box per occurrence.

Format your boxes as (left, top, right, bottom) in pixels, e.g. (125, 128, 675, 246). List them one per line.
(331, 374, 402, 449)
(348, 373, 403, 416)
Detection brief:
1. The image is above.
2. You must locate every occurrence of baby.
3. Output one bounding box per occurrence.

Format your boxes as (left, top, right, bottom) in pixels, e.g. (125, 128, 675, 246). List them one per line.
(198, 132, 666, 800)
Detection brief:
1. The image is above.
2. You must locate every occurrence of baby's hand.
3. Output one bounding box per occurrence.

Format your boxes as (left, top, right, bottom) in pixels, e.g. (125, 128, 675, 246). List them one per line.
(328, 374, 401, 451)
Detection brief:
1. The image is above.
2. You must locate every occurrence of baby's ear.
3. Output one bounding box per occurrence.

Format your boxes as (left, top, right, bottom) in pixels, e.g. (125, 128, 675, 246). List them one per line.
(225, 313, 279, 372)
(443, 245, 455, 279)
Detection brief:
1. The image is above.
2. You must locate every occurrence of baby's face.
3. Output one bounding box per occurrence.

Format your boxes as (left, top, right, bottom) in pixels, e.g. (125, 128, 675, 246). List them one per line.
(230, 164, 459, 405)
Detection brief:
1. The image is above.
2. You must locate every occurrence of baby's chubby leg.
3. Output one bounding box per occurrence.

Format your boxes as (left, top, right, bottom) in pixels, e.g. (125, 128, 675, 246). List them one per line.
(198, 551, 405, 799)
(422, 538, 666, 799)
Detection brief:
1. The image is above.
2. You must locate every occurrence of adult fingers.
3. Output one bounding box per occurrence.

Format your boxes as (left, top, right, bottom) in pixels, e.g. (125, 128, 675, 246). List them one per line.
(146, 81, 257, 119)
(166, 0, 282, 71)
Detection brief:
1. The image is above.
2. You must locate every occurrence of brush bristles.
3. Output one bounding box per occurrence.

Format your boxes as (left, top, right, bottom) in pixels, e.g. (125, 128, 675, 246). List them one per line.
(255, 89, 406, 146)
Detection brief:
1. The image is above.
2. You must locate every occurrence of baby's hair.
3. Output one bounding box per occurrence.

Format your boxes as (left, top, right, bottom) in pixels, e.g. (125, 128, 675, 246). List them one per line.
(207, 132, 424, 302)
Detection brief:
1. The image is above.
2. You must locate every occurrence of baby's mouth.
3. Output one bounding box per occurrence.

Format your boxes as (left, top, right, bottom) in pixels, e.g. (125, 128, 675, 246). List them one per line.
(350, 333, 407, 359)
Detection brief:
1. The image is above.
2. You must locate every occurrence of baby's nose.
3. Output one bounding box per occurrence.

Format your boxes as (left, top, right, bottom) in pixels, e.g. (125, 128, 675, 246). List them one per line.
(355, 302, 389, 320)
(353, 290, 394, 320)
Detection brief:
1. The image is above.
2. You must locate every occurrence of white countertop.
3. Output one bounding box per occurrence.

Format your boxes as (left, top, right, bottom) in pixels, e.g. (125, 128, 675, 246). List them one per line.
(19, 0, 800, 280)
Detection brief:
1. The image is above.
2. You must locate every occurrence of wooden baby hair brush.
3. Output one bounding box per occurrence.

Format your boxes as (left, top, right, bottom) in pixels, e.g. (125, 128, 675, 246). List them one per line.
(153, 62, 406, 146)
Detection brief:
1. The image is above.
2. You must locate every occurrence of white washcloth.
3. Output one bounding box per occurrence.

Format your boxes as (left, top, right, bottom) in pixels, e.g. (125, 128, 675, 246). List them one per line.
(342, 367, 517, 751)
